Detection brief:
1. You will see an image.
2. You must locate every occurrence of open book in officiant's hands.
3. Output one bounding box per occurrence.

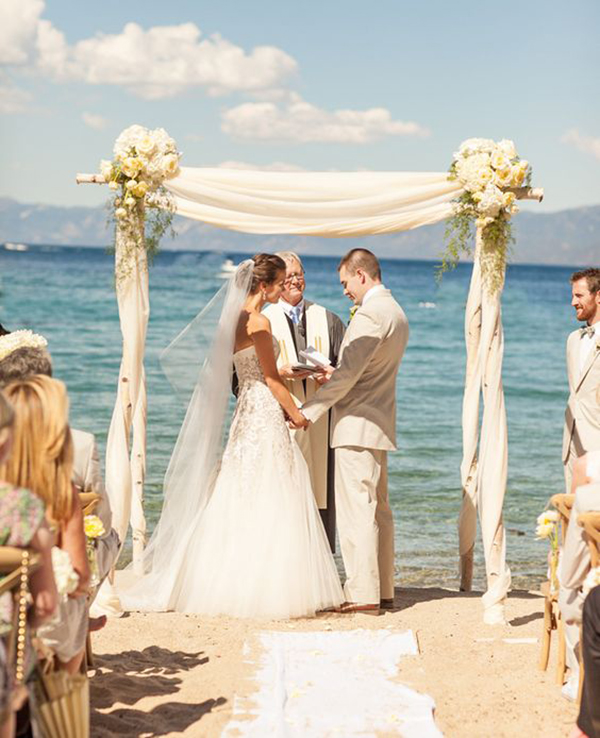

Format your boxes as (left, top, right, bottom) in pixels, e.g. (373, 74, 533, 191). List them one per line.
(299, 346, 331, 368)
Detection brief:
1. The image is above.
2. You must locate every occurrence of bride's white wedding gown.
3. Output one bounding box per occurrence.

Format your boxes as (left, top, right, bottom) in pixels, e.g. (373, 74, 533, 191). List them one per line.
(164, 342, 343, 619)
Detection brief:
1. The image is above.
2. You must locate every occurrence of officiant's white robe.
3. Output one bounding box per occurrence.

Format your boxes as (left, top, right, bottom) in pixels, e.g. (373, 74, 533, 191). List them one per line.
(302, 288, 409, 603)
(264, 300, 345, 550)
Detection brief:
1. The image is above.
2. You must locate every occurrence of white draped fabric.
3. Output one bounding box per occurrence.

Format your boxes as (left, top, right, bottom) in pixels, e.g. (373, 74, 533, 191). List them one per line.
(97, 215, 149, 616)
(164, 168, 462, 236)
(458, 229, 511, 624)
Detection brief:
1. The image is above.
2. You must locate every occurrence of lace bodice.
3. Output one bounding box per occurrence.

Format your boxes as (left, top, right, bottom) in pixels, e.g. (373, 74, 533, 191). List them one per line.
(224, 343, 294, 478)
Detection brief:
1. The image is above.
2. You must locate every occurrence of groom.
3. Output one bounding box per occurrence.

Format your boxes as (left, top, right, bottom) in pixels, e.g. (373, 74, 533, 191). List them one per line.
(301, 248, 409, 614)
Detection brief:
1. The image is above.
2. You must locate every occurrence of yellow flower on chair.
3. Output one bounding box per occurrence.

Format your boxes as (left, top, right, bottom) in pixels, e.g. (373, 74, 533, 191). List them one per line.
(84, 515, 105, 540)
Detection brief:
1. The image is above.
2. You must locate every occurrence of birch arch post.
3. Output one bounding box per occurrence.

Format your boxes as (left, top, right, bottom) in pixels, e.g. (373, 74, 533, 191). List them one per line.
(77, 128, 542, 623)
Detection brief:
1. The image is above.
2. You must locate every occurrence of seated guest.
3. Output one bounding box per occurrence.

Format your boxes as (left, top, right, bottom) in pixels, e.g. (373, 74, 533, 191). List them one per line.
(0, 340, 120, 604)
(576, 585, 600, 738)
(559, 449, 600, 701)
(0, 376, 90, 674)
(0, 389, 56, 737)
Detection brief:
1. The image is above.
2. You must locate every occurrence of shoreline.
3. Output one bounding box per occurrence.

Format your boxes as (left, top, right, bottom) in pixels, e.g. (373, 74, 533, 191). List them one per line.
(89, 586, 577, 737)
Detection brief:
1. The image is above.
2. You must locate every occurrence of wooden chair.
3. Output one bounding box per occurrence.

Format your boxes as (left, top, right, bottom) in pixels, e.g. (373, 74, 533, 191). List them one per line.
(77, 491, 102, 670)
(78, 492, 101, 516)
(576, 512, 600, 703)
(538, 494, 574, 683)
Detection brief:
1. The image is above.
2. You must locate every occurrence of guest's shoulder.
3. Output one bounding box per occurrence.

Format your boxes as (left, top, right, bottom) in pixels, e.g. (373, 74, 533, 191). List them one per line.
(0, 483, 45, 547)
(71, 427, 96, 453)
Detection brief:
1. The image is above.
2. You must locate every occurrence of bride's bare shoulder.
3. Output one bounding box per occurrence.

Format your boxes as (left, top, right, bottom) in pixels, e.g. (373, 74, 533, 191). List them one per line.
(247, 312, 271, 335)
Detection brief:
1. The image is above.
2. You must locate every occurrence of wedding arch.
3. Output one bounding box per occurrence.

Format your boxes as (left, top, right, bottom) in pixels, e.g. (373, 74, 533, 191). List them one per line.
(77, 127, 543, 624)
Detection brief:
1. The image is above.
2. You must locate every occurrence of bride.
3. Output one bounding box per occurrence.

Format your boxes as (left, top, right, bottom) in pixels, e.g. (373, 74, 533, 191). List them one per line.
(121, 254, 343, 618)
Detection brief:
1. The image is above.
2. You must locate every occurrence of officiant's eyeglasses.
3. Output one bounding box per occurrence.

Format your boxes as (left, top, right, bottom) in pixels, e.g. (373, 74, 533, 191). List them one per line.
(284, 272, 305, 285)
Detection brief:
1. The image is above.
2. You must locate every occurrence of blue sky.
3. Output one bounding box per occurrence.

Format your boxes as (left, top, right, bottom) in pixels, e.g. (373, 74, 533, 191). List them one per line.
(1, 0, 598, 213)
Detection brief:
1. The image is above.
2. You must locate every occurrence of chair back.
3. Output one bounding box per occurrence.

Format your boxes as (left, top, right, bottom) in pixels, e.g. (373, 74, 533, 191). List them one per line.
(78, 492, 101, 516)
(551, 493, 575, 545)
(577, 512, 600, 568)
(0, 546, 40, 596)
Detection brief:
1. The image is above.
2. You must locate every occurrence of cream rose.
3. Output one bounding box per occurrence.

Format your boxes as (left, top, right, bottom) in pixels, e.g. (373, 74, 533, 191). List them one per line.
(496, 139, 516, 159)
(133, 181, 149, 198)
(491, 150, 511, 171)
(100, 159, 113, 180)
(161, 153, 180, 179)
(136, 135, 156, 157)
(115, 207, 127, 218)
(121, 156, 143, 178)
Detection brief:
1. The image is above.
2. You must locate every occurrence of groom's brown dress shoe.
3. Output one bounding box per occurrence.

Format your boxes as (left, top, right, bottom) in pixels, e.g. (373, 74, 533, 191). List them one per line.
(338, 602, 381, 616)
(380, 599, 395, 610)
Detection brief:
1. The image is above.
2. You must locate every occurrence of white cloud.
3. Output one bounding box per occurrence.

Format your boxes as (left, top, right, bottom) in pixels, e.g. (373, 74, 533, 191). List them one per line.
(561, 128, 600, 161)
(221, 94, 429, 143)
(218, 160, 306, 172)
(82, 112, 108, 130)
(1, 1, 297, 99)
(0, 74, 32, 113)
(0, 0, 44, 64)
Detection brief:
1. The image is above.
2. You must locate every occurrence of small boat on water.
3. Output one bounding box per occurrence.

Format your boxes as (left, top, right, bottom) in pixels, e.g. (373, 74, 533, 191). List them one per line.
(4, 242, 28, 252)
(218, 258, 237, 278)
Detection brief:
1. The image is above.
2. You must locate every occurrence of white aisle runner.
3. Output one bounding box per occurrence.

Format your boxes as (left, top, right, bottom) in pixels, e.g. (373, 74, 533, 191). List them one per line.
(223, 629, 442, 737)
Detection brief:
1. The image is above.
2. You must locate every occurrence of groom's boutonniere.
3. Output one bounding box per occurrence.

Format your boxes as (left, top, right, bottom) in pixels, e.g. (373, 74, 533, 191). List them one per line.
(349, 305, 359, 321)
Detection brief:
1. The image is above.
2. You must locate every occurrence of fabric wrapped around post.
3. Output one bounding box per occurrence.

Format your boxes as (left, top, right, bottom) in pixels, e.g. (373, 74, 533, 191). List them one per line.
(102, 207, 149, 586)
(458, 227, 511, 624)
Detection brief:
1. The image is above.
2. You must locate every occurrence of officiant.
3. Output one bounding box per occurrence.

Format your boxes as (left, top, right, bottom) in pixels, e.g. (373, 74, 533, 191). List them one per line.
(264, 252, 346, 550)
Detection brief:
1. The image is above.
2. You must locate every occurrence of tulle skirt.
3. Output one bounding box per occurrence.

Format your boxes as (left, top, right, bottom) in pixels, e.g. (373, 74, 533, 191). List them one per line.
(171, 435, 343, 619)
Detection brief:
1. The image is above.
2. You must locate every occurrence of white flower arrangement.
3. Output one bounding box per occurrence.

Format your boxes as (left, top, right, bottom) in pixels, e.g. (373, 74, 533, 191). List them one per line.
(83, 514, 105, 589)
(0, 330, 48, 361)
(535, 509, 560, 593)
(441, 138, 531, 292)
(51, 546, 79, 600)
(583, 566, 600, 598)
(101, 125, 182, 273)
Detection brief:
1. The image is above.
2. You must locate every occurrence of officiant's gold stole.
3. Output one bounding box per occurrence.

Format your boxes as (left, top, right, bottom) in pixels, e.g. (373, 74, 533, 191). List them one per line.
(264, 303, 330, 509)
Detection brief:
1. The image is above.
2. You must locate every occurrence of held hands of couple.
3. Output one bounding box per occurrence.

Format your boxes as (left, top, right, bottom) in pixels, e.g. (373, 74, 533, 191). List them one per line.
(287, 410, 309, 431)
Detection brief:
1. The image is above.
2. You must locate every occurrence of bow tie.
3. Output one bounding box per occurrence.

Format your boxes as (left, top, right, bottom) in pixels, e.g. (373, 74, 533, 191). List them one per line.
(581, 325, 596, 339)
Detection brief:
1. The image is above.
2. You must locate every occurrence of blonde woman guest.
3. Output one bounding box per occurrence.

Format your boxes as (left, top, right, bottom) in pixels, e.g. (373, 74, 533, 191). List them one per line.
(0, 376, 90, 674)
(0, 342, 120, 618)
(0, 390, 56, 738)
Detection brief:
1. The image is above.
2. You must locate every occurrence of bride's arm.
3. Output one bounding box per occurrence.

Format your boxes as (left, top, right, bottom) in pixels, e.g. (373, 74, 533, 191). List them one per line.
(249, 314, 308, 427)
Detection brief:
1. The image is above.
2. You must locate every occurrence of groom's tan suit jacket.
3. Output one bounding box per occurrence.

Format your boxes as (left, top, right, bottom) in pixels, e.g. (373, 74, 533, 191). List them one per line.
(302, 289, 409, 447)
(563, 328, 600, 463)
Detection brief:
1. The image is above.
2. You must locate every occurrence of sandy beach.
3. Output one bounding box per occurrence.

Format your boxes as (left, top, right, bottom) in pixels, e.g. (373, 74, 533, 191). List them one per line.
(89, 587, 578, 737)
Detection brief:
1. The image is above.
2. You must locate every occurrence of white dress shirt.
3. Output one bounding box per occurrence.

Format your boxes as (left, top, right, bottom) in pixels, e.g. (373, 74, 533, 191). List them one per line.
(579, 322, 599, 373)
(280, 298, 305, 325)
(361, 284, 386, 306)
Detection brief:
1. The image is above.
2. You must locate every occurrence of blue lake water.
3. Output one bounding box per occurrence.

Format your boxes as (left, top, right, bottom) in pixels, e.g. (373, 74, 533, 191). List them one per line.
(0, 245, 580, 591)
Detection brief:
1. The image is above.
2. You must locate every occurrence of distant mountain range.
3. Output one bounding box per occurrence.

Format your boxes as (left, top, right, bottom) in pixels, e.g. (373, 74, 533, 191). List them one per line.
(0, 197, 598, 265)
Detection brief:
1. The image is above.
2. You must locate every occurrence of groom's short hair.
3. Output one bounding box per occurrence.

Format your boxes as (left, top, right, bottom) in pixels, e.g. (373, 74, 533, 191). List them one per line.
(570, 268, 600, 294)
(338, 249, 381, 281)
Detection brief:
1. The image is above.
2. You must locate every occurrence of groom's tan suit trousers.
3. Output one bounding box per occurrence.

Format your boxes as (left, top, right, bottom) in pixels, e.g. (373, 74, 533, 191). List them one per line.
(302, 289, 409, 604)
(563, 328, 600, 492)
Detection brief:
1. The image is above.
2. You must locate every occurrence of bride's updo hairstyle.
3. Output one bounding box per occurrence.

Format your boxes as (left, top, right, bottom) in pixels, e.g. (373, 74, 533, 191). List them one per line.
(249, 253, 286, 294)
